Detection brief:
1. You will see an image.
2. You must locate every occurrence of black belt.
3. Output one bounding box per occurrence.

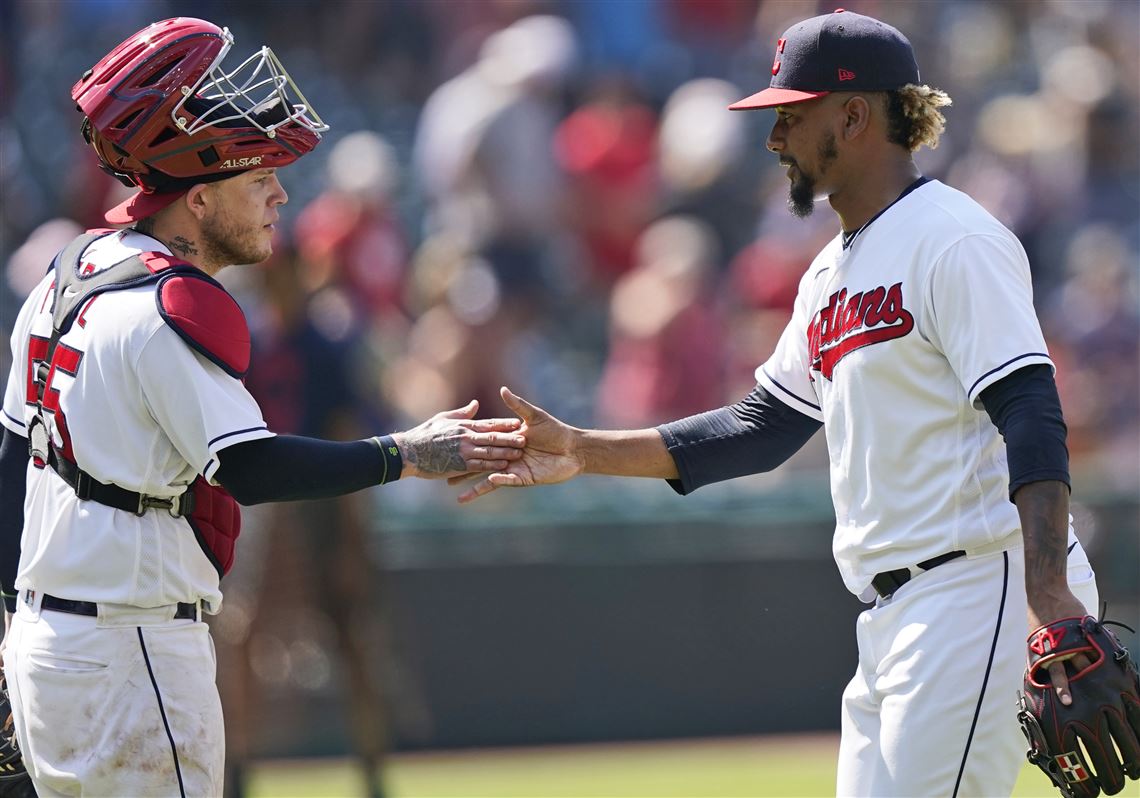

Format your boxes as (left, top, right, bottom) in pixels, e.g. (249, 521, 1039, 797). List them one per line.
(871, 550, 967, 599)
(52, 455, 194, 517)
(35, 592, 199, 621)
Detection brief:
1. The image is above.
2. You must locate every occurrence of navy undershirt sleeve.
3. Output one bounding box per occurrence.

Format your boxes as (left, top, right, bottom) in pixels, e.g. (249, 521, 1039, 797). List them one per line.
(978, 364, 1070, 500)
(215, 434, 396, 505)
(0, 427, 28, 613)
(656, 384, 822, 495)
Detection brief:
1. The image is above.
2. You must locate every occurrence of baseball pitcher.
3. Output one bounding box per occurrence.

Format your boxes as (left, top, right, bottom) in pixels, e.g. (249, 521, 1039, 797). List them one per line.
(457, 10, 1140, 798)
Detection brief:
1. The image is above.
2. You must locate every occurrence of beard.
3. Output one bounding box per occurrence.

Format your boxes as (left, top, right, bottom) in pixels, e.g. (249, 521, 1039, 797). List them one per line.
(786, 131, 839, 219)
(787, 169, 816, 218)
(201, 204, 272, 267)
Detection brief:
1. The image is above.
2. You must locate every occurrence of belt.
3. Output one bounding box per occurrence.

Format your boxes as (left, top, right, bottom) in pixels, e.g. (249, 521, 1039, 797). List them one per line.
(36, 592, 199, 621)
(52, 455, 195, 517)
(871, 550, 967, 599)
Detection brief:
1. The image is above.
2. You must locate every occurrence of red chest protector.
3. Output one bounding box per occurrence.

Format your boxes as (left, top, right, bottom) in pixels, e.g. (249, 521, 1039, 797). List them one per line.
(32, 231, 248, 577)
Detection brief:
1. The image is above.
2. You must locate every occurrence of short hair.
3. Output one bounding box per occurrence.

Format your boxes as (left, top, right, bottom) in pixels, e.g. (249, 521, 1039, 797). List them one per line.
(885, 84, 952, 152)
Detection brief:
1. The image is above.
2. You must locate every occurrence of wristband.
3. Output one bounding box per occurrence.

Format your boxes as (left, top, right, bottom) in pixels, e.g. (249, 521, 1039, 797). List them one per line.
(375, 435, 403, 485)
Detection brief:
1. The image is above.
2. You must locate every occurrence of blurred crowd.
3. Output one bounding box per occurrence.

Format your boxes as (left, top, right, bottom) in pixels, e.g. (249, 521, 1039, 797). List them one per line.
(2, 0, 1137, 780)
(3, 0, 1138, 491)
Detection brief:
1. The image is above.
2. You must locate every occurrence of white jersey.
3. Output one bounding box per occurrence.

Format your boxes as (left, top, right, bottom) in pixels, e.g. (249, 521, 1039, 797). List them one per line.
(0, 230, 274, 611)
(757, 180, 1067, 596)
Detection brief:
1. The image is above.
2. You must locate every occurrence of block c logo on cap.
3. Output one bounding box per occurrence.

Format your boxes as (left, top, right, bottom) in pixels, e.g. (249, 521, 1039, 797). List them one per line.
(772, 37, 786, 76)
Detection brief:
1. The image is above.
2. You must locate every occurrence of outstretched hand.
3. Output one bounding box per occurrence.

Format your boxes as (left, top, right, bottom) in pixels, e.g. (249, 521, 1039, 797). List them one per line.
(394, 399, 525, 480)
(455, 387, 584, 503)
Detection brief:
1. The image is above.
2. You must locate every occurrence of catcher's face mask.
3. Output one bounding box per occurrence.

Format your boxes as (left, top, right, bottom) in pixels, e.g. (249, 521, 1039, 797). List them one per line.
(72, 17, 328, 222)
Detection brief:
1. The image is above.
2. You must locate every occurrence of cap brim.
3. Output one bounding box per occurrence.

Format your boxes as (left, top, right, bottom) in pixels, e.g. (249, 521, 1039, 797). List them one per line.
(104, 190, 185, 225)
(728, 87, 830, 111)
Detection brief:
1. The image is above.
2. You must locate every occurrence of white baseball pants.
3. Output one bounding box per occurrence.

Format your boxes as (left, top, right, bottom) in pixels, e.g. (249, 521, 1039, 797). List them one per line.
(4, 590, 224, 797)
(836, 543, 1099, 797)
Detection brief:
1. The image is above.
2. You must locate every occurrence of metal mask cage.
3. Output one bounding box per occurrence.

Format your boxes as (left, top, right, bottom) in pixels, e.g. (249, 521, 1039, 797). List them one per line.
(170, 27, 328, 139)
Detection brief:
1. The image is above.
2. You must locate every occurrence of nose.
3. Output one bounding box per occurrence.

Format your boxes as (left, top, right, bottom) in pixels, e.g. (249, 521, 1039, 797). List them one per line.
(766, 120, 785, 154)
(270, 174, 288, 207)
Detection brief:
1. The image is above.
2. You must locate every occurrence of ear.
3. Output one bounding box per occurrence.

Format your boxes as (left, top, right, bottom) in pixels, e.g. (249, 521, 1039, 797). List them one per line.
(184, 183, 212, 221)
(841, 96, 872, 141)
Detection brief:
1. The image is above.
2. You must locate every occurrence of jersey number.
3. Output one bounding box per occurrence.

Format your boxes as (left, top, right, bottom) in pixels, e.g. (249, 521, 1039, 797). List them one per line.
(25, 335, 84, 465)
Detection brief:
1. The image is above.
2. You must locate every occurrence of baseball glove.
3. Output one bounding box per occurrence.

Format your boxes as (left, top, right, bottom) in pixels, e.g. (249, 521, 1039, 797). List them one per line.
(1017, 616, 1140, 797)
(0, 671, 35, 798)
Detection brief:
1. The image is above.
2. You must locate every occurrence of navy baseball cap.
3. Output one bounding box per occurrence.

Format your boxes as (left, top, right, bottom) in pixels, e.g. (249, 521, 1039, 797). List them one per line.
(730, 9, 919, 110)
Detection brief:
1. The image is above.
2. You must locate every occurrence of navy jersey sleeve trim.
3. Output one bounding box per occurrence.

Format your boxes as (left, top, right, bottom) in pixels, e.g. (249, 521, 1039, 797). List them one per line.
(3, 410, 26, 429)
(969, 352, 1051, 399)
(208, 426, 269, 448)
(761, 369, 821, 413)
(657, 384, 822, 495)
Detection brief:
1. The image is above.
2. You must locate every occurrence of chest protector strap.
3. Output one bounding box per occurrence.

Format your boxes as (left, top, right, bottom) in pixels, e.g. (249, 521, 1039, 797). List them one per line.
(30, 232, 245, 577)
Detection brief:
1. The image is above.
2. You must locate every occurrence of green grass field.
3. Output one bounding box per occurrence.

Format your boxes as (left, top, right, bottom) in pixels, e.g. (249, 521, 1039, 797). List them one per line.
(246, 733, 1096, 797)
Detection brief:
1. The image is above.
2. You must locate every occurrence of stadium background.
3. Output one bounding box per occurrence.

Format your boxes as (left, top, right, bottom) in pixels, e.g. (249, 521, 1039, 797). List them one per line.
(1, 0, 1137, 795)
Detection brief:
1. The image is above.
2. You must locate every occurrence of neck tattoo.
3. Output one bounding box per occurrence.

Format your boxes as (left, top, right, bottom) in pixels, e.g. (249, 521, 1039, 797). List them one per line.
(169, 236, 199, 258)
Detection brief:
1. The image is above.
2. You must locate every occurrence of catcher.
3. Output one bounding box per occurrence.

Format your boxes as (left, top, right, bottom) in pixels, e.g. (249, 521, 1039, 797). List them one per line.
(0, 17, 524, 797)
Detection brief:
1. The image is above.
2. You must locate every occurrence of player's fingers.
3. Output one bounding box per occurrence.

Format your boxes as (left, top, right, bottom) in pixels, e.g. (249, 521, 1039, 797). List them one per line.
(500, 386, 546, 423)
(466, 445, 523, 461)
(1049, 661, 1073, 706)
(447, 473, 479, 486)
(457, 475, 500, 504)
(460, 471, 525, 502)
(463, 417, 523, 433)
(467, 431, 526, 447)
(1069, 652, 1094, 677)
(438, 399, 479, 420)
(457, 470, 525, 502)
(463, 458, 514, 472)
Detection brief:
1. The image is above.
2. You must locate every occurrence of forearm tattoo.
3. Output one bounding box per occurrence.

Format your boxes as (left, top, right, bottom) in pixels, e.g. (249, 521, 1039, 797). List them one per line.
(1019, 481, 1069, 587)
(402, 431, 467, 475)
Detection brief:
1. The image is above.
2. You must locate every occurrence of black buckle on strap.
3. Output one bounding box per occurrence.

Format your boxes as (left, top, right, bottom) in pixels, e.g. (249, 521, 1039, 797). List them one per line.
(74, 468, 94, 500)
(136, 490, 195, 518)
(871, 550, 967, 599)
(49, 454, 194, 518)
(871, 568, 912, 599)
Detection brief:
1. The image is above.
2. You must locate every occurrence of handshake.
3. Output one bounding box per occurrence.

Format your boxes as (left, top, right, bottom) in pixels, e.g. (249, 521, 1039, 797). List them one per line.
(392, 386, 591, 502)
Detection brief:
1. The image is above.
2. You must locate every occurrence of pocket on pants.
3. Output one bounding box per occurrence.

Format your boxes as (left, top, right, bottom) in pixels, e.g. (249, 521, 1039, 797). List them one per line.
(27, 649, 109, 674)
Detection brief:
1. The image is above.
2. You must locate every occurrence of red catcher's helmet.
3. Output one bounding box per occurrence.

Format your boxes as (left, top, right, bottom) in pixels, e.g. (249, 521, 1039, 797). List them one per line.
(72, 17, 328, 223)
